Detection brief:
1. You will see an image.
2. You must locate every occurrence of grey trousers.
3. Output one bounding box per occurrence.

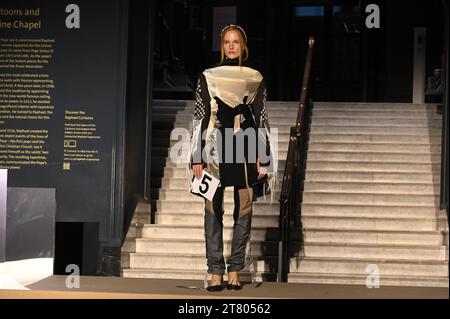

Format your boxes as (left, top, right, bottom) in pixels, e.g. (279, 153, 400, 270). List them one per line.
(204, 186, 253, 275)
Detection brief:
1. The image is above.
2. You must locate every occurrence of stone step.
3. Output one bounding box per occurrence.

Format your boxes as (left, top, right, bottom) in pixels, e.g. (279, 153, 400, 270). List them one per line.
(162, 160, 285, 173)
(158, 176, 282, 189)
(301, 216, 447, 231)
(313, 114, 442, 122)
(312, 117, 442, 127)
(123, 238, 279, 256)
(159, 175, 282, 189)
(153, 113, 298, 122)
(289, 256, 448, 277)
(156, 199, 280, 214)
(158, 166, 285, 179)
(152, 100, 298, 113)
(306, 151, 441, 163)
(125, 223, 143, 238)
(157, 189, 281, 202)
(152, 101, 297, 108)
(308, 142, 441, 153)
(152, 146, 288, 159)
(303, 181, 440, 195)
(155, 212, 278, 227)
(166, 123, 294, 133)
(124, 235, 446, 261)
(159, 175, 282, 188)
(312, 102, 438, 110)
(166, 142, 290, 154)
(287, 272, 448, 287)
(153, 100, 436, 109)
(159, 172, 440, 190)
(302, 228, 444, 246)
(309, 134, 441, 144)
(159, 116, 296, 126)
(131, 213, 151, 225)
(301, 204, 441, 219)
(311, 109, 442, 119)
(134, 202, 151, 214)
(305, 161, 439, 173)
(169, 122, 293, 134)
(310, 125, 442, 135)
(167, 137, 291, 148)
(164, 108, 299, 117)
(301, 242, 447, 261)
(122, 253, 277, 271)
(152, 101, 439, 113)
(302, 192, 439, 206)
(162, 158, 287, 169)
(305, 171, 440, 183)
(152, 102, 298, 110)
(153, 102, 297, 108)
(122, 268, 277, 282)
(130, 224, 290, 241)
(153, 106, 298, 112)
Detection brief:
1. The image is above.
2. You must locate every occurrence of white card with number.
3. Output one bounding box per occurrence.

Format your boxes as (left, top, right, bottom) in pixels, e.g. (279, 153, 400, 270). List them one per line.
(190, 170, 220, 201)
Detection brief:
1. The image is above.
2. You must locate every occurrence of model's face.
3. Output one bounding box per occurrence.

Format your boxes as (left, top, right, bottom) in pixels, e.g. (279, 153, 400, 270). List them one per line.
(223, 30, 241, 59)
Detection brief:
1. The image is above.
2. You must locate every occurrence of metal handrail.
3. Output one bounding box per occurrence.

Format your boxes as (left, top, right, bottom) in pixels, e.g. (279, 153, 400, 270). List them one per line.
(295, 37, 315, 138)
(278, 36, 315, 282)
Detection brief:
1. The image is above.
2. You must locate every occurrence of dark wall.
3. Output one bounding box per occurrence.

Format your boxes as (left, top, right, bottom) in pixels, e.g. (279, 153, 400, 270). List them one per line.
(383, 0, 444, 102)
(360, 0, 386, 102)
(102, 0, 156, 275)
(151, 0, 446, 102)
(1, 0, 130, 273)
(124, 0, 154, 208)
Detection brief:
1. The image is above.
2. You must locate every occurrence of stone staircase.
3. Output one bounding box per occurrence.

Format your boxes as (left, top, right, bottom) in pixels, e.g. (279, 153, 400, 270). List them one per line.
(288, 102, 449, 287)
(121, 99, 298, 281)
(121, 100, 449, 287)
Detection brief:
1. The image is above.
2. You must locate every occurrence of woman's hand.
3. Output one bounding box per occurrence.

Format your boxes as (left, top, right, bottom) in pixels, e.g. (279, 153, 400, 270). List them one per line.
(256, 159, 267, 180)
(192, 164, 203, 179)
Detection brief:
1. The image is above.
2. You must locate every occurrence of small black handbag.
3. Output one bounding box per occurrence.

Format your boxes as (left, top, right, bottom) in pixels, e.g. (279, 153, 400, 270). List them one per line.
(252, 175, 271, 201)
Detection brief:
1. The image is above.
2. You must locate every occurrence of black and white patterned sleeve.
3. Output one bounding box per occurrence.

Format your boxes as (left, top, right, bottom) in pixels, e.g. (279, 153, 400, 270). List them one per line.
(194, 77, 206, 120)
(260, 84, 270, 132)
(190, 74, 210, 165)
(252, 79, 269, 130)
(252, 79, 272, 167)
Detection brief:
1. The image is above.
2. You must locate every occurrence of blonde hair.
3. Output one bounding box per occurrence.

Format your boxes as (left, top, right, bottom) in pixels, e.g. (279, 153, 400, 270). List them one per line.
(220, 25, 249, 66)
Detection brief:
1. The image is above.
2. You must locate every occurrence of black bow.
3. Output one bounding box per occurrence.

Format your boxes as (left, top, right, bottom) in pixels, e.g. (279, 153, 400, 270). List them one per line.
(214, 96, 255, 128)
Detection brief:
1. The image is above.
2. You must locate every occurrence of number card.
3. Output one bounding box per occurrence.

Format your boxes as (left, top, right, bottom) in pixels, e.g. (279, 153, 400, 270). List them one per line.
(190, 170, 220, 201)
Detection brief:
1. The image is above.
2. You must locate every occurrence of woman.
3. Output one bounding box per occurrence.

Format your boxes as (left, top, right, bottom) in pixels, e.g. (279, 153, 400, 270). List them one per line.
(187, 25, 275, 291)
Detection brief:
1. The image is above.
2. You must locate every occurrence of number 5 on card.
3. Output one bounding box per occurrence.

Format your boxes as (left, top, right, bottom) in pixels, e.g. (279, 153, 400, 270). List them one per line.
(190, 170, 220, 201)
